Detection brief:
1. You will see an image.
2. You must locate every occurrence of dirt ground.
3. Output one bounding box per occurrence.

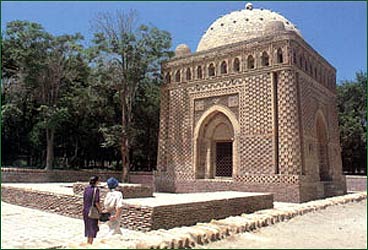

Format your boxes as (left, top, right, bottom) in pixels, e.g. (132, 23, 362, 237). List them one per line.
(200, 199, 367, 249)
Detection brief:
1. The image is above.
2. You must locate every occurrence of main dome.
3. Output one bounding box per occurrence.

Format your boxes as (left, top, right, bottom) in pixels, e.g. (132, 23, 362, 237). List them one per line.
(197, 3, 302, 52)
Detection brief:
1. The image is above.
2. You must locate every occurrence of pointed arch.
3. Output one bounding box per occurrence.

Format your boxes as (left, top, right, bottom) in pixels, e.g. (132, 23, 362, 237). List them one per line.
(186, 67, 192, 81)
(247, 55, 255, 69)
(220, 61, 227, 74)
(314, 110, 331, 181)
(165, 72, 171, 83)
(233, 58, 240, 72)
(193, 105, 240, 179)
(276, 48, 283, 63)
(175, 70, 181, 82)
(261, 51, 270, 66)
(208, 63, 215, 77)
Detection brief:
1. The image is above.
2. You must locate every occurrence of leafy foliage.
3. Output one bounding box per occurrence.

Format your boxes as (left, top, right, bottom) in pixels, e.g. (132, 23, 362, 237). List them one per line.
(89, 10, 172, 181)
(337, 71, 367, 174)
(2, 15, 172, 175)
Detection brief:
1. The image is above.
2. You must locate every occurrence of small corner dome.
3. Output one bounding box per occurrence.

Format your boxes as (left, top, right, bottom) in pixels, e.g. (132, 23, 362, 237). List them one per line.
(175, 44, 191, 57)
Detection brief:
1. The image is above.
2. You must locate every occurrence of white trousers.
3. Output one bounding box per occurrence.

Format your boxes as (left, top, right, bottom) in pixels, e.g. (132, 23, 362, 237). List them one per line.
(106, 219, 122, 236)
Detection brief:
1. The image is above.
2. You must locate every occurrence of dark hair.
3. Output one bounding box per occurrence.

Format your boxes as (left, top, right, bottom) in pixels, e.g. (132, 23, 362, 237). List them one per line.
(89, 175, 99, 186)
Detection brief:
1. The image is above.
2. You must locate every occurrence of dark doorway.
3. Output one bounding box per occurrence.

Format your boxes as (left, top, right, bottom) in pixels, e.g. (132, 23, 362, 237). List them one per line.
(216, 142, 233, 177)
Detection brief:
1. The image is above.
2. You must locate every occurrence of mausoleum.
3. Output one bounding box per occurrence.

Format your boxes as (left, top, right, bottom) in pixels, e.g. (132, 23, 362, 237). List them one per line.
(155, 3, 347, 202)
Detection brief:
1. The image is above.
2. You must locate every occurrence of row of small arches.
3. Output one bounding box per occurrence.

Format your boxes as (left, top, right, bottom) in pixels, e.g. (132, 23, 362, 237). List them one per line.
(292, 51, 335, 88)
(165, 48, 284, 83)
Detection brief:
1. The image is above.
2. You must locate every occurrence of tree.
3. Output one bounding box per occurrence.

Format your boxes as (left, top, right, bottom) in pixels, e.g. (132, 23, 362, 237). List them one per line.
(90, 10, 172, 181)
(130, 78, 161, 170)
(2, 21, 86, 170)
(337, 71, 367, 174)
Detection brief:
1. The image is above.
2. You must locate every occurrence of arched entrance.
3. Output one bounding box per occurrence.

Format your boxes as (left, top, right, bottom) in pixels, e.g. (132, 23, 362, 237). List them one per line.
(315, 112, 331, 181)
(193, 105, 239, 179)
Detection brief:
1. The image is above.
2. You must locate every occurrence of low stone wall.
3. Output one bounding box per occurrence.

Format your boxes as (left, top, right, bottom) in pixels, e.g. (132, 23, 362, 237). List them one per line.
(1, 168, 153, 186)
(72, 182, 153, 199)
(121, 192, 273, 231)
(1, 186, 272, 232)
(345, 175, 367, 191)
(121, 204, 154, 232)
(150, 194, 272, 231)
(1, 186, 83, 219)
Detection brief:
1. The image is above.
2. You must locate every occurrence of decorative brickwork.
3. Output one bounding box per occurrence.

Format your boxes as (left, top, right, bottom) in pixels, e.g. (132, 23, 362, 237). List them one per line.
(277, 70, 302, 175)
(156, 5, 346, 202)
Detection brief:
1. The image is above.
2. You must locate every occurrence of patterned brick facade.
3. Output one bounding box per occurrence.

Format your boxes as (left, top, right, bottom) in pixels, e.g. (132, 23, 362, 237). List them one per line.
(155, 5, 346, 202)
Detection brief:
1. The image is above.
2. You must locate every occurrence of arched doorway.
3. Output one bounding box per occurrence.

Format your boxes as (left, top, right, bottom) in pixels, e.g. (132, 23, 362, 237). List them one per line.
(315, 113, 331, 181)
(194, 106, 239, 179)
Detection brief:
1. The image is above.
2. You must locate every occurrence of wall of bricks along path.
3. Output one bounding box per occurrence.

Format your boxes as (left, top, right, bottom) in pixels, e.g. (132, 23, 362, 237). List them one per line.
(1, 185, 272, 232)
(1, 186, 84, 219)
(72, 182, 153, 199)
(345, 175, 367, 192)
(1, 168, 153, 186)
(148, 194, 273, 231)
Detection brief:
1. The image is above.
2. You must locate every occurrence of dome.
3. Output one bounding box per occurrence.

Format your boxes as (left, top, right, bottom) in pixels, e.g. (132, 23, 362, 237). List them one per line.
(197, 3, 302, 52)
(175, 44, 191, 57)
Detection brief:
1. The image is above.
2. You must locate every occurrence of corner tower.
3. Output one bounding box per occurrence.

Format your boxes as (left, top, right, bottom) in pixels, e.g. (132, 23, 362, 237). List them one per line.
(155, 3, 346, 202)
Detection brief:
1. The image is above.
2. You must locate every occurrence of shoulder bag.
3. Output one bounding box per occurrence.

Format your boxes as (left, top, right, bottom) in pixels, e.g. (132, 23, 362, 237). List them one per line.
(88, 187, 100, 219)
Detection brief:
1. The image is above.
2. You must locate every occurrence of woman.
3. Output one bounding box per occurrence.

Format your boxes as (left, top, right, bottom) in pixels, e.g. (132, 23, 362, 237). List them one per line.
(83, 175, 102, 244)
(103, 177, 124, 236)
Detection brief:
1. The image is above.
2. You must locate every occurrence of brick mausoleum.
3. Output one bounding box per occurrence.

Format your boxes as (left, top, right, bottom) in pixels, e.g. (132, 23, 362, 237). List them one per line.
(155, 3, 347, 202)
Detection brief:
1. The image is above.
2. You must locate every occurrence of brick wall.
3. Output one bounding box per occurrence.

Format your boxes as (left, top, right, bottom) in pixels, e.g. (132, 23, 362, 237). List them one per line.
(1, 168, 153, 186)
(1, 185, 154, 229)
(155, 176, 301, 202)
(151, 194, 272, 231)
(346, 175, 367, 192)
(121, 193, 273, 231)
(1, 186, 272, 232)
(1, 186, 83, 219)
(72, 182, 153, 199)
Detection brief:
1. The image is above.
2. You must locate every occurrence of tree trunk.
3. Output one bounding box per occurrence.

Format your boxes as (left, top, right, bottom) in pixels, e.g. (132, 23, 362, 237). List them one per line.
(45, 128, 55, 170)
(121, 135, 130, 183)
(121, 98, 130, 183)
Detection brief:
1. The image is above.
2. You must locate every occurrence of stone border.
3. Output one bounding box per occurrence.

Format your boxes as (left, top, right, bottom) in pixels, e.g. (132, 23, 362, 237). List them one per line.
(72, 182, 153, 199)
(1, 168, 153, 186)
(133, 192, 367, 249)
(1, 186, 83, 219)
(346, 175, 367, 192)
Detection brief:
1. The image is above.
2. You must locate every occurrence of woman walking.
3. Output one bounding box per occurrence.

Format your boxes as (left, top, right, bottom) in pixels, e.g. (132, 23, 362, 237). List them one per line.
(83, 175, 102, 244)
(104, 177, 124, 235)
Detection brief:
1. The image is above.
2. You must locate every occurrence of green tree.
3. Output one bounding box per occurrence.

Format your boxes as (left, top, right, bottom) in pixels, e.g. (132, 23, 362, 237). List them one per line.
(337, 71, 367, 174)
(130, 78, 161, 170)
(2, 20, 86, 170)
(90, 10, 172, 181)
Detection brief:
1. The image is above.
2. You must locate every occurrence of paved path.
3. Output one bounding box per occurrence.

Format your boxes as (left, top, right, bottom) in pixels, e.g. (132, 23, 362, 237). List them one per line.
(200, 199, 367, 249)
(1, 202, 82, 248)
(1, 202, 144, 249)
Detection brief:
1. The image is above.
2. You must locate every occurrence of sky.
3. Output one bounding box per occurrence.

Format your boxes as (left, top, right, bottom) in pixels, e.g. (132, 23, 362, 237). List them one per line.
(2, 1, 367, 82)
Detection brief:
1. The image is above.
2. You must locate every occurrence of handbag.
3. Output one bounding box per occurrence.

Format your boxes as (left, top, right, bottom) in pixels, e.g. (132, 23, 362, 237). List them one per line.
(99, 212, 111, 222)
(88, 187, 100, 219)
